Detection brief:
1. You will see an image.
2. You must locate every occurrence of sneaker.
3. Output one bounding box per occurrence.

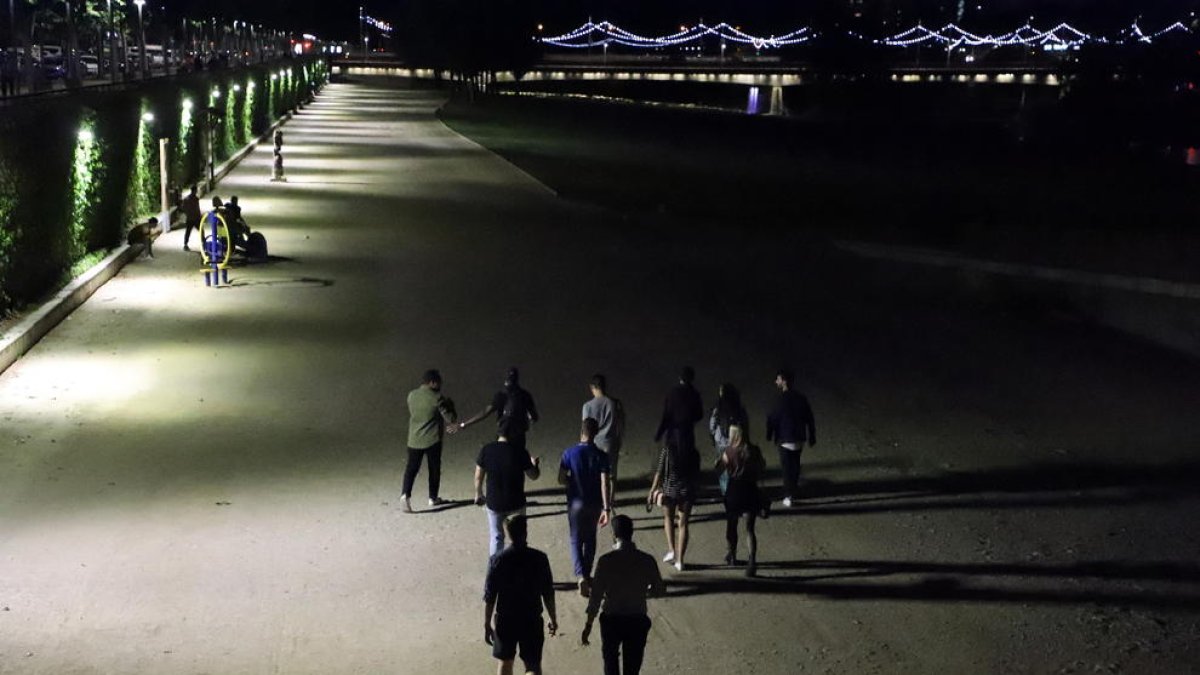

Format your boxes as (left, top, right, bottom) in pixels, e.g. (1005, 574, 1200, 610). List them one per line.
(428, 497, 448, 507)
(674, 561, 684, 572)
(662, 551, 675, 564)
(183, 245, 191, 251)
(400, 495, 413, 513)
(782, 497, 793, 508)
(745, 563, 757, 578)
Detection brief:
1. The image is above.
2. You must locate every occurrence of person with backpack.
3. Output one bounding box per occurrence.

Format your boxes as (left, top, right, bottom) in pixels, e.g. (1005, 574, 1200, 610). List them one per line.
(459, 367, 540, 452)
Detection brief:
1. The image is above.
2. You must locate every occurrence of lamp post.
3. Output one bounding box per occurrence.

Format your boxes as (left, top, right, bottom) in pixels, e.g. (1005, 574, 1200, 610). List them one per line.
(7, 0, 15, 50)
(133, 0, 146, 79)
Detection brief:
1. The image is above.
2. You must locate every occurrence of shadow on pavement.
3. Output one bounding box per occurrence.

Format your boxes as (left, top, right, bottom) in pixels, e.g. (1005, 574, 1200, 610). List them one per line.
(662, 558, 1200, 610)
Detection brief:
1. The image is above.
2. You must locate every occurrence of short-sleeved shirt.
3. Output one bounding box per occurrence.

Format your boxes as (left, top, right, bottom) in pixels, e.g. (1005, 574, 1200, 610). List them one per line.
(477, 441, 534, 513)
(559, 442, 610, 506)
(407, 385, 454, 449)
(483, 544, 554, 624)
(582, 396, 623, 452)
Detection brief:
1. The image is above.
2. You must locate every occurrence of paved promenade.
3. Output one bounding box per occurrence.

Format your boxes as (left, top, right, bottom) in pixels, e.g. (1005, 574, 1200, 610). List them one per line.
(1, 79, 1198, 674)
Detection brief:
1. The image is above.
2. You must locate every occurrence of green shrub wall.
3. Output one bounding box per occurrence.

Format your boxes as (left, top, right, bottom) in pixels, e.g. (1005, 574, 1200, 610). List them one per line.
(0, 57, 328, 315)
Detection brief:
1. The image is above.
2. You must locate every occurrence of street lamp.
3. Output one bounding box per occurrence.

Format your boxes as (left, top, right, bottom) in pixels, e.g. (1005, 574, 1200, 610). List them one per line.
(133, 0, 146, 79)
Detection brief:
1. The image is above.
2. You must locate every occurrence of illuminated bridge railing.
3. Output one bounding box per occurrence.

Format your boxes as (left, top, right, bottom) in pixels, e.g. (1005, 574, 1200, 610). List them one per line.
(338, 65, 1067, 87)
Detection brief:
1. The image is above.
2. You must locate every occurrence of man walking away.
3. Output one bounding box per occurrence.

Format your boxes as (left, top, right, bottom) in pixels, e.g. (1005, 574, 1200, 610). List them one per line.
(559, 418, 612, 596)
(582, 514, 665, 675)
(653, 366, 703, 453)
(181, 184, 202, 251)
(460, 367, 540, 452)
(476, 420, 542, 556)
(484, 516, 558, 675)
(402, 369, 458, 513)
(582, 374, 625, 505)
(765, 368, 816, 507)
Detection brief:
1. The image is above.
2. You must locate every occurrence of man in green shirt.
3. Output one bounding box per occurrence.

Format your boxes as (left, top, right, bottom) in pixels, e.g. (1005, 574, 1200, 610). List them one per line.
(403, 369, 458, 513)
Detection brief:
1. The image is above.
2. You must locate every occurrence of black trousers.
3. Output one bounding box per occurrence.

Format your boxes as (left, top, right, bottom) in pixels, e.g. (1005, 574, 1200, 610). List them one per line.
(778, 446, 803, 499)
(600, 613, 651, 675)
(182, 217, 201, 247)
(402, 442, 442, 499)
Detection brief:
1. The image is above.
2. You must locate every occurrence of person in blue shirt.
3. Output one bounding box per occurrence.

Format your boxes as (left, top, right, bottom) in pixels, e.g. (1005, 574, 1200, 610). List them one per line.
(559, 418, 612, 597)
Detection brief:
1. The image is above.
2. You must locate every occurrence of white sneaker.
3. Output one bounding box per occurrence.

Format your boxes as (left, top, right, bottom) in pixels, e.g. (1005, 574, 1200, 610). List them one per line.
(428, 497, 448, 507)
(674, 561, 684, 572)
(401, 495, 413, 513)
(662, 551, 675, 563)
(782, 497, 793, 508)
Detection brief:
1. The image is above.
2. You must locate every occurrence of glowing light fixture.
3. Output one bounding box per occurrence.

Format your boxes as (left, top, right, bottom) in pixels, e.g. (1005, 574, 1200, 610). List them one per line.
(77, 129, 94, 142)
(182, 98, 194, 110)
(141, 112, 155, 122)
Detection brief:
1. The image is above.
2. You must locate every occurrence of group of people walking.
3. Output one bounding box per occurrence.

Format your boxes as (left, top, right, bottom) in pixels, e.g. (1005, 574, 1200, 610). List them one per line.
(404, 365, 816, 674)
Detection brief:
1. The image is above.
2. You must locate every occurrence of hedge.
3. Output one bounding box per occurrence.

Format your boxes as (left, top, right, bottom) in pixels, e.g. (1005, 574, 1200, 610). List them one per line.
(0, 56, 329, 315)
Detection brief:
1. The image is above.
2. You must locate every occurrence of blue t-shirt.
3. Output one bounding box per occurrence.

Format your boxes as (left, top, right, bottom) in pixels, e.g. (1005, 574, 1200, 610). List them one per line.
(560, 442, 610, 506)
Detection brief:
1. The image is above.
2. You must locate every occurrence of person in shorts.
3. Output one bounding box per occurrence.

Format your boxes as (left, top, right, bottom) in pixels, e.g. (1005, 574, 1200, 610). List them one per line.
(483, 516, 558, 675)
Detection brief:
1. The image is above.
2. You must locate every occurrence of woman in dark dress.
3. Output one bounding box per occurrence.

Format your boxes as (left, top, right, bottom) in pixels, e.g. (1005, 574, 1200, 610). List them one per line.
(716, 425, 765, 577)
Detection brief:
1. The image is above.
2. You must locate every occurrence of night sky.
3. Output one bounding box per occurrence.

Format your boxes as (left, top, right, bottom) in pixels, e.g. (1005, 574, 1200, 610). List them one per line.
(170, 0, 1200, 41)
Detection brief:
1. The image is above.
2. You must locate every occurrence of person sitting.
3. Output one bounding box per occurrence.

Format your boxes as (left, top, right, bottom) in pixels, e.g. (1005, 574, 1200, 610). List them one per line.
(226, 195, 251, 250)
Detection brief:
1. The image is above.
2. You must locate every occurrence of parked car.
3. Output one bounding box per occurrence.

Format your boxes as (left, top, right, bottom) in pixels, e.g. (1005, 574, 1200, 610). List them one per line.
(79, 54, 100, 77)
(40, 54, 65, 79)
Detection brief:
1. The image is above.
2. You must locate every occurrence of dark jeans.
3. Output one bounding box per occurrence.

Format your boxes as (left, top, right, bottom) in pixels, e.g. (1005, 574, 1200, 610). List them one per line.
(600, 613, 651, 675)
(182, 217, 201, 247)
(778, 446, 803, 499)
(567, 500, 601, 578)
(402, 442, 442, 499)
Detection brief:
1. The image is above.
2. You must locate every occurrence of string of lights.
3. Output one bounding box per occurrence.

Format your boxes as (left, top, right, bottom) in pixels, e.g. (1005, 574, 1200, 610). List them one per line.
(541, 20, 1192, 50)
(363, 14, 393, 35)
(541, 21, 814, 50)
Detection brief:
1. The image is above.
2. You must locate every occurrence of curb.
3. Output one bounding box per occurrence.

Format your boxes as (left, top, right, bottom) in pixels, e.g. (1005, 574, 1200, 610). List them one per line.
(835, 240, 1200, 300)
(0, 94, 318, 377)
(434, 103, 559, 199)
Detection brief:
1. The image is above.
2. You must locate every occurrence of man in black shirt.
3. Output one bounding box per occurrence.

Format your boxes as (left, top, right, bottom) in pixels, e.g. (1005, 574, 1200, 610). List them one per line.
(459, 367, 540, 452)
(484, 516, 558, 675)
(476, 420, 542, 556)
(653, 366, 704, 452)
(766, 368, 817, 507)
